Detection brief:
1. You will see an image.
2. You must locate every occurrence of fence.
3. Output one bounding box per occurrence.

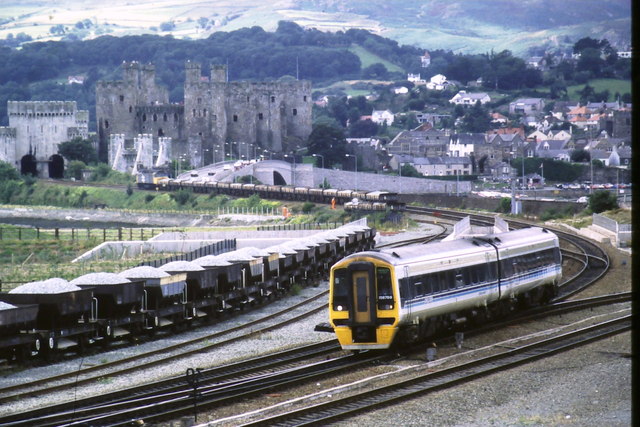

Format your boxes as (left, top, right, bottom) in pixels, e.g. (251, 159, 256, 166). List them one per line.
(592, 213, 632, 248)
(257, 222, 344, 231)
(139, 239, 237, 268)
(0, 227, 184, 242)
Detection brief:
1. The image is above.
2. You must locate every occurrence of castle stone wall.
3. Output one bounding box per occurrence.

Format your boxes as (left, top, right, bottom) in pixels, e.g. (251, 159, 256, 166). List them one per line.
(2, 101, 88, 174)
(99, 61, 312, 172)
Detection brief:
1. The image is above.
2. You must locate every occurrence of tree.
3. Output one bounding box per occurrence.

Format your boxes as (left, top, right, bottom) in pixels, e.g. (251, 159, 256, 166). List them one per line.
(349, 119, 378, 138)
(588, 190, 618, 213)
(306, 122, 347, 167)
(458, 101, 491, 133)
(361, 63, 388, 79)
(66, 160, 87, 180)
(570, 148, 590, 163)
(0, 161, 20, 181)
(58, 137, 98, 164)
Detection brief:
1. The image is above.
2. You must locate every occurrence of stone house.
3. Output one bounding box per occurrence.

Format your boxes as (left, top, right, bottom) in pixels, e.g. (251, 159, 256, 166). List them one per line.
(509, 98, 545, 116)
(386, 128, 450, 157)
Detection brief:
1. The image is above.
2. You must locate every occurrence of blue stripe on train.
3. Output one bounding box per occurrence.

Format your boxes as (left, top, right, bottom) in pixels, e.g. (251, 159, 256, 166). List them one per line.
(401, 265, 560, 309)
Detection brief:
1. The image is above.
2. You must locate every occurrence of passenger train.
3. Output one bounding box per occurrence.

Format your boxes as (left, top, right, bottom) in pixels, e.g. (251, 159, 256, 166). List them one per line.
(329, 219, 562, 350)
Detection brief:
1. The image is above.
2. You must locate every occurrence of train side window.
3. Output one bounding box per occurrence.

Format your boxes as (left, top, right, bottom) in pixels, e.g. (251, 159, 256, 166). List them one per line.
(332, 268, 349, 308)
(455, 269, 464, 288)
(376, 267, 394, 310)
(400, 278, 414, 300)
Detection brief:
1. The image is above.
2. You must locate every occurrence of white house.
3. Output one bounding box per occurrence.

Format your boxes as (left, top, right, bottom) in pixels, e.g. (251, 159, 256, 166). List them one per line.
(449, 90, 491, 106)
(371, 110, 394, 125)
(426, 74, 449, 90)
(407, 73, 424, 84)
(393, 86, 409, 95)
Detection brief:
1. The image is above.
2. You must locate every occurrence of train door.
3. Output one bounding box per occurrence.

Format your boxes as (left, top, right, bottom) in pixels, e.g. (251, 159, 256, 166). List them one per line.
(347, 262, 376, 342)
(352, 271, 372, 323)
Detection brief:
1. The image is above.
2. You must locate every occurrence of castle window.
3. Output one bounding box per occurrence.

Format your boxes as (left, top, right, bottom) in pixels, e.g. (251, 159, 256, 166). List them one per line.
(153, 114, 158, 122)
(203, 108, 207, 117)
(247, 96, 250, 103)
(105, 120, 109, 129)
(129, 106, 133, 113)
(197, 97, 202, 104)
(193, 109, 196, 117)
(271, 96, 275, 103)
(258, 113, 263, 120)
(233, 114, 238, 122)
(213, 114, 217, 121)
(163, 113, 167, 121)
(174, 113, 178, 121)
(119, 95, 124, 102)
(292, 108, 297, 116)
(303, 96, 307, 102)
(142, 114, 147, 122)
(158, 128, 164, 137)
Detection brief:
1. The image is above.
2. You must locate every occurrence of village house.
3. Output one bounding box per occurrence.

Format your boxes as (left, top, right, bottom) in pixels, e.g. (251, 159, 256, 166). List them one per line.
(509, 98, 545, 116)
(449, 90, 491, 106)
(371, 110, 395, 125)
(387, 128, 450, 157)
(426, 74, 450, 90)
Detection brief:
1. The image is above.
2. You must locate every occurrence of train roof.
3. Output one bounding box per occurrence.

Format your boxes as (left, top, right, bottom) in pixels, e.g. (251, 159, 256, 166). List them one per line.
(343, 226, 557, 267)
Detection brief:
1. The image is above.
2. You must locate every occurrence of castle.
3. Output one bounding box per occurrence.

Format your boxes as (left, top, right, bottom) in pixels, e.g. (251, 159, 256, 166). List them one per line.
(0, 101, 88, 177)
(96, 61, 313, 173)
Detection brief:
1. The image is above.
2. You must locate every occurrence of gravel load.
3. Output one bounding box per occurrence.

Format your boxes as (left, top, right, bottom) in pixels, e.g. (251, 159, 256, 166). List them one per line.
(9, 278, 80, 294)
(70, 272, 131, 286)
(120, 266, 170, 279)
(159, 260, 205, 272)
(192, 256, 232, 267)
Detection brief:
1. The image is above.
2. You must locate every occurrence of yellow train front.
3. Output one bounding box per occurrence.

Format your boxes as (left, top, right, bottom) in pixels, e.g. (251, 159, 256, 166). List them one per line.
(329, 254, 400, 350)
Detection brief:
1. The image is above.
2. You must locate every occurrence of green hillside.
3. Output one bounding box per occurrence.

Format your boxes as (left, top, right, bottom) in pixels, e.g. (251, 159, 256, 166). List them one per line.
(348, 44, 403, 73)
(567, 79, 632, 101)
(0, 1, 630, 56)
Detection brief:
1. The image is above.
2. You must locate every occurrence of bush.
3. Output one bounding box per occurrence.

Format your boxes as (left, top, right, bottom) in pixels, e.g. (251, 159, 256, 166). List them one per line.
(497, 197, 511, 213)
(301, 201, 315, 214)
(588, 190, 618, 213)
(171, 189, 194, 206)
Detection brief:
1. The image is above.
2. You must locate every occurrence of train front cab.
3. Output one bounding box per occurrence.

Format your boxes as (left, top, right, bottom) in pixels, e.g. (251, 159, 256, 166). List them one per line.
(329, 258, 398, 350)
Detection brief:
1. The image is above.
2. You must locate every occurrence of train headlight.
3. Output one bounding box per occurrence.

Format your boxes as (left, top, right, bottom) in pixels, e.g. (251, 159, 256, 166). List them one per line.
(336, 305, 343, 311)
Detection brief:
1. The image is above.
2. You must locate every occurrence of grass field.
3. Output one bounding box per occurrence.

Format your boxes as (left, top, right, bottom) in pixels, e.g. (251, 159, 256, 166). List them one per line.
(348, 44, 403, 73)
(567, 79, 632, 101)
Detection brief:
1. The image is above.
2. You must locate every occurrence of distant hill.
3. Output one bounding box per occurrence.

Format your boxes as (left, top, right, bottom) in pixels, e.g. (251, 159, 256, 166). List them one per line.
(0, 0, 631, 56)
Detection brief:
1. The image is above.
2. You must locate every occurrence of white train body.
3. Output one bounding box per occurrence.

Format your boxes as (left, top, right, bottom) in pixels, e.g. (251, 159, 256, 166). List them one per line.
(329, 225, 562, 350)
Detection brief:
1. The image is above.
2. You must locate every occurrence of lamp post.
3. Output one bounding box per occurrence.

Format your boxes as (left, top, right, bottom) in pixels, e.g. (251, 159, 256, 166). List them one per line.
(521, 142, 526, 192)
(312, 153, 324, 169)
(345, 154, 358, 192)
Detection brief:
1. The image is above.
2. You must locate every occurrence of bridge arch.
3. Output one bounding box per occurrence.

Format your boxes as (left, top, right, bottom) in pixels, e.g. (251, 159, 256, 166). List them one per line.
(273, 171, 287, 186)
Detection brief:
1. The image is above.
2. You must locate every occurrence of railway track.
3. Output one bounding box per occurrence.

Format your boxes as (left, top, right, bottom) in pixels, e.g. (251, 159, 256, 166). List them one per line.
(2, 291, 629, 426)
(244, 315, 630, 426)
(0, 289, 329, 407)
